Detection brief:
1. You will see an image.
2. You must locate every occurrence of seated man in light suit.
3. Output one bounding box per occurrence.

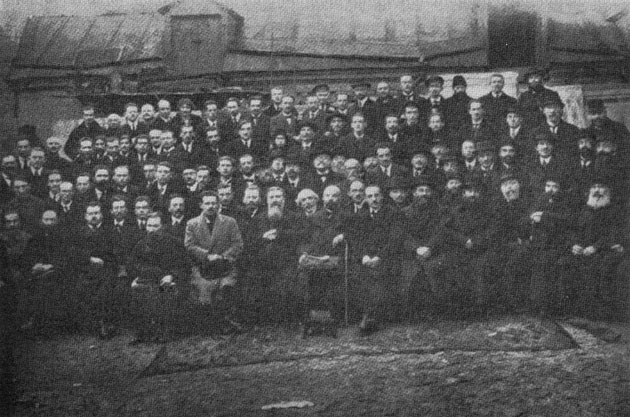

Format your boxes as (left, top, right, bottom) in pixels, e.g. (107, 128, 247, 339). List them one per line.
(185, 190, 244, 332)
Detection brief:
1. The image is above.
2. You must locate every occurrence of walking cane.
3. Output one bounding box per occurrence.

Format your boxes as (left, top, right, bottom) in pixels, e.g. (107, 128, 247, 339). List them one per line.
(344, 241, 349, 327)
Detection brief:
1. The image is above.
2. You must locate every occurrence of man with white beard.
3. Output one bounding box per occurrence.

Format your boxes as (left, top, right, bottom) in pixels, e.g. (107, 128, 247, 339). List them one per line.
(560, 180, 624, 319)
(296, 188, 319, 218)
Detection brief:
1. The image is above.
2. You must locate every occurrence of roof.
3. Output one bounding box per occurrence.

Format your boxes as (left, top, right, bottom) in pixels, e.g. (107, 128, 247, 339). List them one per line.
(12, 13, 168, 69)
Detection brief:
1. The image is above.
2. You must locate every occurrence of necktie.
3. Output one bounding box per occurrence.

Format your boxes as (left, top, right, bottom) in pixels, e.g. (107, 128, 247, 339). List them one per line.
(140, 221, 146, 231)
(116, 223, 122, 233)
(510, 129, 516, 139)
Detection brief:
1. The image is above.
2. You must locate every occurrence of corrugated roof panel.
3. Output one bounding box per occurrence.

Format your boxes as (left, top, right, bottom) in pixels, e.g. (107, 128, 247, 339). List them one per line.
(14, 16, 70, 66)
(13, 14, 167, 69)
(38, 17, 93, 67)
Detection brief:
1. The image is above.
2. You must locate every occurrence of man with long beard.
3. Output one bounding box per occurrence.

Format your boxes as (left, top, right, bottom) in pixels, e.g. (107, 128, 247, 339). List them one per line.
(523, 176, 572, 316)
(402, 178, 447, 319)
(442, 183, 496, 316)
(560, 180, 624, 319)
(252, 186, 302, 323)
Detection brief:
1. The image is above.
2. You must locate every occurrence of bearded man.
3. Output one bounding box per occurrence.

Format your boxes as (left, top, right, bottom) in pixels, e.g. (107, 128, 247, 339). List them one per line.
(251, 186, 303, 323)
(402, 178, 447, 319)
(560, 181, 624, 319)
(523, 176, 572, 316)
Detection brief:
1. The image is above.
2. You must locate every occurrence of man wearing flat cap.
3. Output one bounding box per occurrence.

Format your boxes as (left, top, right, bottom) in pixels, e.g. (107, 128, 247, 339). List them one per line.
(517, 67, 562, 129)
(480, 73, 517, 128)
(444, 74, 472, 129)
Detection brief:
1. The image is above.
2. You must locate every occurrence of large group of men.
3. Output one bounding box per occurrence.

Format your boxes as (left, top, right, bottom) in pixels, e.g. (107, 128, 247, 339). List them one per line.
(1, 67, 630, 341)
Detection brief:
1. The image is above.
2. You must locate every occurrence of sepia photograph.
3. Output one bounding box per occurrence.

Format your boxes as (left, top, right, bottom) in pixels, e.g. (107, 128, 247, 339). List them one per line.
(1, 0, 630, 415)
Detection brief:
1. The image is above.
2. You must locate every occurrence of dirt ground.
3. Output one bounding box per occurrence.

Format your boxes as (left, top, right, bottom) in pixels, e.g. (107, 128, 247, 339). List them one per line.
(6, 315, 630, 417)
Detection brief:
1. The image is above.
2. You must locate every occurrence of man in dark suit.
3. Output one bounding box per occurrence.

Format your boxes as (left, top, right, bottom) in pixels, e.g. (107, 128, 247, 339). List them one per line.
(348, 82, 378, 134)
(398, 102, 427, 152)
(200, 100, 221, 139)
(111, 165, 140, 207)
(334, 113, 376, 162)
(247, 96, 272, 146)
(392, 74, 429, 119)
(147, 161, 184, 215)
(263, 87, 284, 118)
(424, 75, 448, 125)
(377, 114, 416, 167)
(351, 184, 404, 334)
(208, 156, 244, 195)
(365, 142, 410, 191)
(517, 67, 562, 129)
(525, 133, 573, 196)
(167, 125, 203, 172)
(225, 120, 267, 163)
(162, 194, 187, 243)
(120, 103, 149, 138)
(218, 97, 246, 143)
(310, 154, 345, 196)
(496, 105, 532, 161)
(479, 73, 518, 128)
(150, 99, 175, 132)
(301, 94, 329, 134)
(170, 98, 203, 137)
(270, 96, 299, 139)
(69, 202, 120, 337)
(287, 121, 328, 171)
(443, 75, 472, 130)
(584, 99, 630, 158)
(55, 181, 83, 227)
(281, 162, 316, 211)
(529, 98, 579, 158)
(44, 137, 72, 179)
(452, 99, 499, 148)
(372, 81, 397, 136)
(66, 104, 104, 159)
(128, 212, 191, 342)
(25, 147, 48, 199)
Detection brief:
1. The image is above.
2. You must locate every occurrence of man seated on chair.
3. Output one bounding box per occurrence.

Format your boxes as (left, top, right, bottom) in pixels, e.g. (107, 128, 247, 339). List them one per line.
(128, 212, 191, 342)
(184, 190, 244, 333)
(298, 185, 349, 336)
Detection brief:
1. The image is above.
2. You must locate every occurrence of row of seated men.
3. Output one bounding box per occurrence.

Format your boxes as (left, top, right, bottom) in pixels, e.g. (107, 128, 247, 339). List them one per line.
(1, 163, 629, 340)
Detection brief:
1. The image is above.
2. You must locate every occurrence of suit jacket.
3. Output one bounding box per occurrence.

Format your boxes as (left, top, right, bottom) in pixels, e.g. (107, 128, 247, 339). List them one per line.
(354, 204, 403, 270)
(479, 92, 518, 128)
(443, 93, 472, 132)
(452, 119, 499, 148)
(66, 120, 105, 158)
(247, 112, 272, 145)
(529, 121, 580, 157)
(224, 138, 268, 163)
(147, 181, 185, 215)
(129, 229, 190, 286)
(161, 217, 187, 243)
(184, 214, 243, 265)
(517, 87, 562, 129)
(110, 218, 145, 265)
(119, 120, 150, 138)
(334, 133, 376, 162)
(365, 163, 410, 190)
(300, 109, 329, 134)
(270, 113, 299, 138)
